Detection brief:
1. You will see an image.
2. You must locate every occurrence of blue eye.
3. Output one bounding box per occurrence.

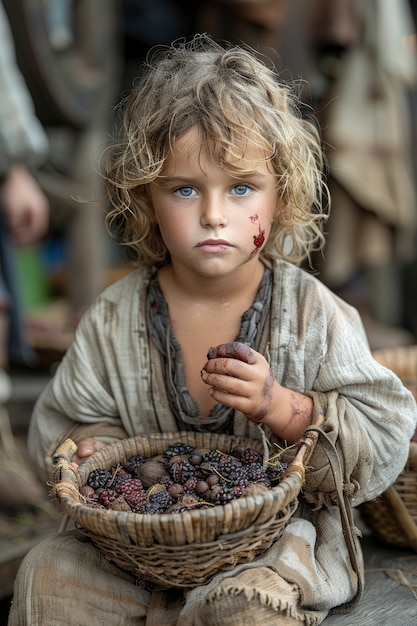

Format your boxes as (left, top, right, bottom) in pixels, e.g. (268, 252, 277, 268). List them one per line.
(232, 184, 251, 196)
(175, 186, 195, 197)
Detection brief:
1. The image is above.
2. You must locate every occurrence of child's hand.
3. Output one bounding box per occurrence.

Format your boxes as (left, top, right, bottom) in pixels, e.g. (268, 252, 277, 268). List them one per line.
(71, 438, 106, 467)
(201, 342, 279, 423)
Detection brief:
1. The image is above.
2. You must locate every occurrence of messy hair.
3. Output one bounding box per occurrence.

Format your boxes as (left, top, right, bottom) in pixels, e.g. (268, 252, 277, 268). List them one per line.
(104, 34, 329, 267)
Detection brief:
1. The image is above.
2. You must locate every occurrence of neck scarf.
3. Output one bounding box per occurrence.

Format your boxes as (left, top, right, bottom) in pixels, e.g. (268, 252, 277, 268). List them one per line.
(147, 267, 272, 432)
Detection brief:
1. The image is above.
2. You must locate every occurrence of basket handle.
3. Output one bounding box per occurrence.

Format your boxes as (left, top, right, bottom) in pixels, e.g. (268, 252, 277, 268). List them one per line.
(302, 424, 364, 614)
(51, 438, 81, 501)
(294, 407, 325, 467)
(53, 437, 79, 464)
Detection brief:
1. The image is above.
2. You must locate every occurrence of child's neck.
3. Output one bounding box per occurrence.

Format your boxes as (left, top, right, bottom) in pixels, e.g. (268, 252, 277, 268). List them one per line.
(159, 259, 265, 305)
(157, 259, 266, 417)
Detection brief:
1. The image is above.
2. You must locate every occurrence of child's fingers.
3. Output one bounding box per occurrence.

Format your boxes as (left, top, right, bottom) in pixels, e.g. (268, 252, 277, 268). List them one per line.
(201, 355, 251, 383)
(207, 342, 257, 364)
(201, 369, 248, 394)
(71, 438, 106, 465)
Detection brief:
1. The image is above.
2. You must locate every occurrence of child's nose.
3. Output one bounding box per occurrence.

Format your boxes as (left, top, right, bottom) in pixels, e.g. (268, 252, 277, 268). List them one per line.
(200, 194, 228, 227)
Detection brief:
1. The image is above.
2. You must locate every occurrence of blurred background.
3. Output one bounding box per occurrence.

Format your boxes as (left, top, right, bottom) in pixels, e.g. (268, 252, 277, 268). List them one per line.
(0, 0, 416, 612)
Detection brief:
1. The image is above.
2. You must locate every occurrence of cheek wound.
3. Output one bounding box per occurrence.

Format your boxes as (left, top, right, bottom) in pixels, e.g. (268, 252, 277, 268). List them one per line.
(249, 224, 265, 258)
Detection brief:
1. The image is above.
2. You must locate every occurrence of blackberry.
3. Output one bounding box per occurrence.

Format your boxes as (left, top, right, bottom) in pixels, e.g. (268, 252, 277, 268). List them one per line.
(124, 454, 146, 476)
(119, 477, 145, 495)
(180, 460, 197, 482)
(164, 443, 195, 458)
(110, 469, 131, 492)
(266, 463, 287, 482)
(246, 462, 271, 487)
(98, 488, 118, 508)
(210, 486, 236, 505)
(138, 501, 162, 514)
(87, 469, 113, 490)
(216, 456, 246, 485)
(202, 450, 223, 465)
(119, 478, 146, 511)
(239, 448, 263, 465)
(125, 490, 146, 512)
(148, 489, 174, 511)
(233, 484, 247, 498)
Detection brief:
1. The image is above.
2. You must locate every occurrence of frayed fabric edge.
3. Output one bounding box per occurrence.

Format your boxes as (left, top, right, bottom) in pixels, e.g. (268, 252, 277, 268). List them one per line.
(205, 583, 321, 626)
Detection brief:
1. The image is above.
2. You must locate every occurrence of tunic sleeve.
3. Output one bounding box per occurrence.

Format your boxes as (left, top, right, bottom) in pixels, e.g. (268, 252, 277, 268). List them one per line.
(28, 269, 160, 481)
(270, 260, 417, 507)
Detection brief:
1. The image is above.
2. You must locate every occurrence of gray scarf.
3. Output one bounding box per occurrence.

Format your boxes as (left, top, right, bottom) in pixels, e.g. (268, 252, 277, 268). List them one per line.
(147, 267, 272, 433)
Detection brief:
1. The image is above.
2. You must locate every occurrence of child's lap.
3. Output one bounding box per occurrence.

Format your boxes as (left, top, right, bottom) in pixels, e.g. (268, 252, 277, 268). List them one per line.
(8, 514, 349, 625)
(8, 531, 149, 626)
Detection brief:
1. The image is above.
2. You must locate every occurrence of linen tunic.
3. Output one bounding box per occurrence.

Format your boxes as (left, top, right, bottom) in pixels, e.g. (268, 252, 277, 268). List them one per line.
(24, 258, 417, 622)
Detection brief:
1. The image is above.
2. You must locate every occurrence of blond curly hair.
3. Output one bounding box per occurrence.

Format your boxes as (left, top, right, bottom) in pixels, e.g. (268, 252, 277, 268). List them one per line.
(104, 34, 329, 267)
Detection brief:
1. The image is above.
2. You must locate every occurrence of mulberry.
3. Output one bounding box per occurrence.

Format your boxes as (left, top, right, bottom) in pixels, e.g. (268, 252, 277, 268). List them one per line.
(124, 454, 146, 476)
(164, 443, 195, 458)
(238, 448, 263, 465)
(266, 463, 287, 482)
(87, 469, 113, 490)
(119, 478, 146, 511)
(148, 489, 174, 511)
(98, 489, 118, 507)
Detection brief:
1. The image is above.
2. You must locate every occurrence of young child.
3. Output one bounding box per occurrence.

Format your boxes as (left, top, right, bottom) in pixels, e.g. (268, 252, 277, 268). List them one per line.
(8, 35, 417, 625)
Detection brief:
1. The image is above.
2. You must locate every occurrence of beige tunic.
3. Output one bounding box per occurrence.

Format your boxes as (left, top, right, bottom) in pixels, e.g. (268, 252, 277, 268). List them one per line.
(21, 258, 417, 623)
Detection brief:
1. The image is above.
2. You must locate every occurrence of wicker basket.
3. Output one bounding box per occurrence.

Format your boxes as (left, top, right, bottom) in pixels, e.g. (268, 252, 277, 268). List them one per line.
(52, 429, 319, 588)
(359, 345, 417, 552)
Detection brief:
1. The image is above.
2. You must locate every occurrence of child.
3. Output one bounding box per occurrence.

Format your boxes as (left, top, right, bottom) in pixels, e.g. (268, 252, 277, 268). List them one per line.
(9, 35, 417, 625)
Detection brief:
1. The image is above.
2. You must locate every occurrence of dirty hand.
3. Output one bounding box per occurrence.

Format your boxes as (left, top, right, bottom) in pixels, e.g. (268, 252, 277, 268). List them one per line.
(71, 437, 106, 467)
(200, 341, 279, 423)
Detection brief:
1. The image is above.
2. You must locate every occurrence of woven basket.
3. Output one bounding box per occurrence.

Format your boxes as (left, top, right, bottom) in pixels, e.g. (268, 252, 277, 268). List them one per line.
(52, 429, 319, 588)
(359, 345, 417, 552)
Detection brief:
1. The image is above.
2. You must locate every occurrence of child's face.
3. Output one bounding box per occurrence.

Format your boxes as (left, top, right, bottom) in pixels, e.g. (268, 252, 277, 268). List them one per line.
(148, 126, 279, 279)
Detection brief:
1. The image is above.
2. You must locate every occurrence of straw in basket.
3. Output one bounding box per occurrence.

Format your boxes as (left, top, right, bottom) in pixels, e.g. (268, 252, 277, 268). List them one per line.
(359, 345, 417, 552)
(52, 427, 320, 588)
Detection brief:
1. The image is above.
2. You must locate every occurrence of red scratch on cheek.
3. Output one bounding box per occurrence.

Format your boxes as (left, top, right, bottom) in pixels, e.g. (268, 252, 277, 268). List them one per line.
(250, 224, 265, 258)
(249, 214, 258, 224)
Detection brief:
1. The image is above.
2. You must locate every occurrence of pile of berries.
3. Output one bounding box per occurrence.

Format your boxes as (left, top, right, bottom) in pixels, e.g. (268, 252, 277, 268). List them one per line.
(81, 442, 287, 515)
